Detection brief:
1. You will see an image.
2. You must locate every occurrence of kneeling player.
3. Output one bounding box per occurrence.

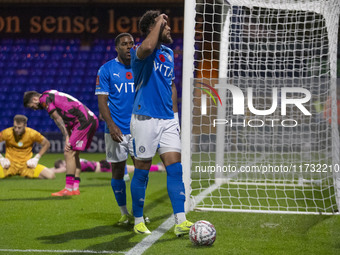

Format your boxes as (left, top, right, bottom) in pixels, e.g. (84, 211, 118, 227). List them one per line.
(0, 115, 55, 179)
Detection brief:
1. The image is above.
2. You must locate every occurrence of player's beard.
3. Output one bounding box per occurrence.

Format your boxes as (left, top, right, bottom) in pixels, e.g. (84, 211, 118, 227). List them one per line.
(14, 129, 25, 139)
(159, 26, 173, 44)
(160, 33, 173, 44)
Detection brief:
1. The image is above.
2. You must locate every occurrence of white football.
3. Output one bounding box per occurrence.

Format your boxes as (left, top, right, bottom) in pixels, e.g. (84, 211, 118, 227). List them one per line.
(189, 220, 216, 246)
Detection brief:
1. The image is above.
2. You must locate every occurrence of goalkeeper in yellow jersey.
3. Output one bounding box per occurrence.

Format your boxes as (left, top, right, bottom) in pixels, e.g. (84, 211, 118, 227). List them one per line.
(0, 114, 55, 179)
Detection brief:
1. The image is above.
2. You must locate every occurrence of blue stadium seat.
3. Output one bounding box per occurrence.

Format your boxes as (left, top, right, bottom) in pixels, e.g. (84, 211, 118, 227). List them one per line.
(70, 77, 83, 85)
(39, 38, 53, 45)
(68, 86, 81, 93)
(66, 45, 79, 53)
(28, 38, 39, 44)
(1, 77, 13, 86)
(4, 69, 16, 76)
(14, 38, 27, 45)
(51, 53, 62, 60)
(72, 69, 85, 76)
(77, 52, 89, 60)
(88, 60, 102, 68)
(30, 68, 44, 76)
(58, 68, 71, 76)
(42, 77, 54, 85)
(73, 61, 86, 69)
(19, 61, 32, 69)
(35, 52, 49, 61)
(0, 53, 8, 61)
(93, 45, 105, 52)
(56, 77, 68, 86)
(28, 77, 41, 85)
(0, 46, 10, 53)
(93, 39, 106, 45)
(46, 62, 59, 69)
(1, 38, 14, 45)
(62, 53, 75, 60)
(86, 69, 98, 77)
(89, 53, 103, 61)
(60, 61, 73, 68)
(51, 45, 65, 52)
(0, 37, 184, 132)
(44, 69, 57, 76)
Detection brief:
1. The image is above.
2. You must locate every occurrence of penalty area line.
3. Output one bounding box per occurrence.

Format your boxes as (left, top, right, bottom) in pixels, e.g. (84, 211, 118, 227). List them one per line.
(126, 216, 175, 255)
(126, 184, 220, 255)
(0, 249, 124, 254)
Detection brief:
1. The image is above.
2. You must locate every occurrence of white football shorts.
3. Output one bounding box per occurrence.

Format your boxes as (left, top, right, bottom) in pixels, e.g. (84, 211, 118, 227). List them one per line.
(105, 133, 134, 163)
(130, 114, 181, 160)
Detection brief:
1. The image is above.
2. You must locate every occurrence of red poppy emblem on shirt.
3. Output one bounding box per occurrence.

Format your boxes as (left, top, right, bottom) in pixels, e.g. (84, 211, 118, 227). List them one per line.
(159, 54, 165, 63)
(126, 72, 133, 79)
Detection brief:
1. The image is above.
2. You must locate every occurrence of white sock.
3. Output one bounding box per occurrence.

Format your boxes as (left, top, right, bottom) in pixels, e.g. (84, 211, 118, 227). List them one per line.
(120, 205, 129, 215)
(135, 216, 144, 225)
(174, 212, 186, 225)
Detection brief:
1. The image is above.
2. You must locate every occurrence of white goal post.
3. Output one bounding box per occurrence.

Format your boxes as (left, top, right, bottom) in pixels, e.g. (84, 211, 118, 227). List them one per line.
(182, 0, 340, 214)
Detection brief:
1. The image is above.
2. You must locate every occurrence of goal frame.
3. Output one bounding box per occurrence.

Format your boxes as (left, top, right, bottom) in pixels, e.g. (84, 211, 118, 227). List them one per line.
(182, 0, 340, 214)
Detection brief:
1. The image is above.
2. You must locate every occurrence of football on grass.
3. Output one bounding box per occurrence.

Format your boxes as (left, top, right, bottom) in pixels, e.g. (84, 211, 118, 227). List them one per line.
(189, 220, 216, 246)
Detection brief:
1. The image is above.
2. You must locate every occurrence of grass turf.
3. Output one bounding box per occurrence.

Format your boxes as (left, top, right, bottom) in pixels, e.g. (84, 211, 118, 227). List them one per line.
(1, 153, 340, 254)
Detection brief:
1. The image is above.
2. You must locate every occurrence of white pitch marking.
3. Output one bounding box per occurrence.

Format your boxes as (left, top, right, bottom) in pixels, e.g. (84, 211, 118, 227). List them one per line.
(126, 216, 175, 255)
(126, 185, 219, 255)
(0, 249, 125, 254)
(3, 187, 216, 255)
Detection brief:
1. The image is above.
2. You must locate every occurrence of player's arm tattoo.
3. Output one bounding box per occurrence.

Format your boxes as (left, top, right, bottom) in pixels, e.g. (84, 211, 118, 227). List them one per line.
(54, 118, 68, 137)
(50, 111, 68, 137)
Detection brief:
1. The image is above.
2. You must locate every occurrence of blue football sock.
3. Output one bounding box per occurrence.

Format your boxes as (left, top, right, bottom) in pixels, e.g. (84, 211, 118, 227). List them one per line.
(145, 175, 149, 188)
(131, 168, 149, 217)
(166, 162, 186, 214)
(111, 178, 126, 207)
(124, 165, 128, 175)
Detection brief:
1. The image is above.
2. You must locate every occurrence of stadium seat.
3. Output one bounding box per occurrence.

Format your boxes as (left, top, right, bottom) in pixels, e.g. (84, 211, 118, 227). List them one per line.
(0, 37, 184, 131)
(56, 77, 69, 86)
(76, 52, 90, 60)
(57, 68, 71, 76)
(28, 77, 41, 85)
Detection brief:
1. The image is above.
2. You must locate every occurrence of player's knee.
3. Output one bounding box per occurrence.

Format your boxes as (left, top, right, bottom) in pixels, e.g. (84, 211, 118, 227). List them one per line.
(134, 159, 152, 170)
(64, 150, 76, 159)
(160, 151, 181, 166)
(166, 162, 183, 177)
(111, 162, 126, 179)
(112, 170, 124, 180)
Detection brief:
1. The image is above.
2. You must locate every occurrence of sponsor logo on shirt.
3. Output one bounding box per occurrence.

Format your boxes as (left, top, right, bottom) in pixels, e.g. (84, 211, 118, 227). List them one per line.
(153, 61, 173, 78)
(76, 140, 84, 148)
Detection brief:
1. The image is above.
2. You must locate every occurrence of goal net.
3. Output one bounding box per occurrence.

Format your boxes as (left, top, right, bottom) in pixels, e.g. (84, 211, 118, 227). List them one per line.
(182, 0, 340, 214)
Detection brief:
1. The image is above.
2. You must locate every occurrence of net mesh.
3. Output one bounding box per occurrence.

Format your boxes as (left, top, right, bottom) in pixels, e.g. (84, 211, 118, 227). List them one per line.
(190, 0, 340, 213)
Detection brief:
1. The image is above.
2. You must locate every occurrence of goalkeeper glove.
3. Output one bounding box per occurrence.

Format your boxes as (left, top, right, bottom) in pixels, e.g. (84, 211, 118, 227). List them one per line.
(0, 155, 10, 169)
(26, 154, 41, 168)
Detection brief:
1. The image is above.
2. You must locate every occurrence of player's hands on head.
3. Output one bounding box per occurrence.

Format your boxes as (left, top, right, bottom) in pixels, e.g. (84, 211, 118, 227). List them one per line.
(156, 13, 168, 29)
(0, 158, 10, 169)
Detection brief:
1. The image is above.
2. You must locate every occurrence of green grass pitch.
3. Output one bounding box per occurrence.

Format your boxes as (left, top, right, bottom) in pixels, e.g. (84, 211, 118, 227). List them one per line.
(1, 153, 340, 254)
